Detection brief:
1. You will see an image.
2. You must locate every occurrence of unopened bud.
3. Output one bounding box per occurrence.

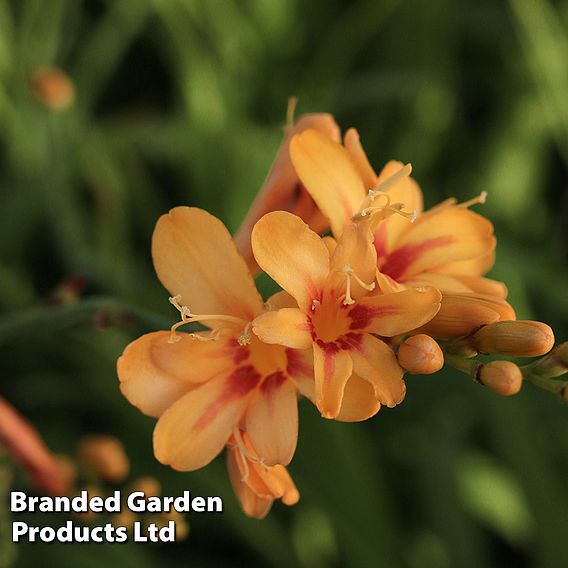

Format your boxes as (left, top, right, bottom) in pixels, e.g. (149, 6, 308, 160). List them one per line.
(473, 320, 554, 357)
(524, 341, 568, 380)
(29, 67, 75, 110)
(476, 361, 522, 396)
(397, 335, 444, 374)
(77, 435, 129, 483)
(129, 476, 160, 497)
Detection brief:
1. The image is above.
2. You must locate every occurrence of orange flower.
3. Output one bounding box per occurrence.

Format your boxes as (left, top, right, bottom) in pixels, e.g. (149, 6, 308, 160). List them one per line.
(234, 113, 340, 273)
(227, 432, 299, 519)
(289, 128, 515, 339)
(117, 207, 313, 472)
(251, 211, 442, 419)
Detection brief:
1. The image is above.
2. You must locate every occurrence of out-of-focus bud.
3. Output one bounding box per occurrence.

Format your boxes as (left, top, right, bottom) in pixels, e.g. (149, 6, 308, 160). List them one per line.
(112, 510, 137, 530)
(49, 276, 86, 306)
(417, 293, 516, 340)
(476, 361, 522, 396)
(397, 335, 444, 374)
(29, 67, 75, 111)
(77, 435, 129, 483)
(156, 510, 190, 540)
(55, 455, 77, 493)
(473, 320, 554, 357)
(234, 109, 340, 273)
(129, 476, 161, 497)
(227, 433, 299, 519)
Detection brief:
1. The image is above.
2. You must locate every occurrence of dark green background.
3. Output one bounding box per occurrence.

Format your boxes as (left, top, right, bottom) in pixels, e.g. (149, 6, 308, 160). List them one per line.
(1, 0, 568, 566)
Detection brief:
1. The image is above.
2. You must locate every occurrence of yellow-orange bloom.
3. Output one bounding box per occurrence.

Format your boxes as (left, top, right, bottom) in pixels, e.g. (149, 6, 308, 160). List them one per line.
(117, 207, 313, 472)
(227, 432, 299, 519)
(289, 128, 515, 339)
(251, 211, 442, 418)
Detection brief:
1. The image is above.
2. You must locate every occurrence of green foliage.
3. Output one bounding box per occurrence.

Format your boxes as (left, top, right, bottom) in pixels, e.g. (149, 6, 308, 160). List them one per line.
(1, 0, 568, 566)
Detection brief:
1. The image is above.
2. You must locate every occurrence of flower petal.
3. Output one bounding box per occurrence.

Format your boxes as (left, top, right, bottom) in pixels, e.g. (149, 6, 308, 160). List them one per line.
(417, 292, 516, 340)
(335, 374, 381, 422)
(246, 372, 298, 466)
(252, 211, 330, 311)
(265, 290, 298, 310)
(252, 308, 312, 349)
(344, 128, 377, 189)
(380, 209, 495, 281)
(445, 274, 508, 298)
(348, 287, 442, 336)
(117, 331, 240, 418)
(290, 129, 366, 237)
(286, 348, 315, 402)
(313, 342, 353, 419)
(152, 207, 263, 322)
(329, 222, 377, 300)
(227, 448, 273, 519)
(349, 334, 405, 407)
(153, 366, 260, 471)
(435, 251, 495, 277)
(234, 114, 340, 271)
(373, 160, 424, 258)
(404, 272, 474, 293)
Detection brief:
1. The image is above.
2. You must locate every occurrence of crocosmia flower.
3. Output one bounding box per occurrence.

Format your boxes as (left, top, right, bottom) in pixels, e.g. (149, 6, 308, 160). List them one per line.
(251, 210, 442, 419)
(288, 128, 515, 339)
(117, 207, 313, 472)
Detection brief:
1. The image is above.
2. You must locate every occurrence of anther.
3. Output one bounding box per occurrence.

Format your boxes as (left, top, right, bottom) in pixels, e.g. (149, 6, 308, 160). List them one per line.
(456, 191, 487, 210)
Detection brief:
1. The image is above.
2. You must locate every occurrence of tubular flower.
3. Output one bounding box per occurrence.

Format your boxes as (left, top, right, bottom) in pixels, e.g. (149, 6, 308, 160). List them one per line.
(117, 207, 314, 472)
(289, 128, 515, 340)
(234, 112, 340, 273)
(227, 432, 299, 519)
(251, 210, 442, 419)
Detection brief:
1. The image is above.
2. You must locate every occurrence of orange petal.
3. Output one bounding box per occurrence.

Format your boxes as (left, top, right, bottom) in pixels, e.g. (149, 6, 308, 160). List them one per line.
(153, 366, 260, 471)
(234, 114, 340, 272)
(434, 250, 495, 276)
(246, 373, 298, 466)
(348, 287, 442, 336)
(417, 292, 516, 340)
(344, 128, 377, 189)
(290, 129, 366, 237)
(265, 290, 298, 310)
(252, 308, 312, 349)
(285, 348, 315, 402)
(404, 272, 474, 293)
(313, 342, 353, 419)
(227, 448, 273, 519)
(380, 209, 495, 281)
(152, 207, 263, 322)
(335, 374, 381, 422)
(444, 274, 508, 298)
(117, 331, 240, 418)
(373, 160, 424, 258)
(329, 222, 377, 300)
(252, 211, 330, 311)
(349, 334, 405, 407)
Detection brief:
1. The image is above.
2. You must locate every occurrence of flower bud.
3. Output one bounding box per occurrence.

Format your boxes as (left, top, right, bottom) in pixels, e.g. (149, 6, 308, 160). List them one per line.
(129, 476, 160, 497)
(77, 435, 129, 483)
(29, 67, 75, 110)
(477, 361, 522, 396)
(397, 335, 444, 374)
(473, 320, 554, 357)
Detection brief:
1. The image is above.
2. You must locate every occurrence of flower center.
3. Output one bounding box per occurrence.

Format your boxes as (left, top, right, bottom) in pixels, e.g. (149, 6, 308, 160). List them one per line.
(168, 295, 251, 345)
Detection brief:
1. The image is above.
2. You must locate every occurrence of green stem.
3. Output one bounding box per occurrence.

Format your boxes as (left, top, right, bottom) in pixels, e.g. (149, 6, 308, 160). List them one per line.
(443, 351, 480, 376)
(0, 296, 169, 345)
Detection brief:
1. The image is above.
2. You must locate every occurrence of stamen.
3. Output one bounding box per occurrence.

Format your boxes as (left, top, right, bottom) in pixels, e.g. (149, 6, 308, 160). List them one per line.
(167, 295, 249, 343)
(232, 428, 266, 481)
(311, 299, 321, 312)
(238, 323, 252, 346)
(455, 191, 487, 209)
(353, 164, 415, 227)
(341, 264, 376, 305)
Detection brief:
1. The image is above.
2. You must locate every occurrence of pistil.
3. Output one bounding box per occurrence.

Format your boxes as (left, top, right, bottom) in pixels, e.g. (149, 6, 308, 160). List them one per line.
(341, 264, 376, 305)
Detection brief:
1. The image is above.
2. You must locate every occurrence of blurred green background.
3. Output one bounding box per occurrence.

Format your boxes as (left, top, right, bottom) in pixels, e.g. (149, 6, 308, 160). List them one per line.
(1, 0, 568, 566)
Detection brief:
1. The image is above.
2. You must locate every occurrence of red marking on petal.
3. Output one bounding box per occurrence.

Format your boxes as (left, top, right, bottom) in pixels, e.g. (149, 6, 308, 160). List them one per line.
(223, 338, 250, 365)
(373, 223, 388, 259)
(261, 371, 287, 394)
(336, 332, 363, 351)
(348, 303, 399, 330)
(286, 348, 312, 378)
(381, 235, 455, 280)
(193, 365, 260, 433)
